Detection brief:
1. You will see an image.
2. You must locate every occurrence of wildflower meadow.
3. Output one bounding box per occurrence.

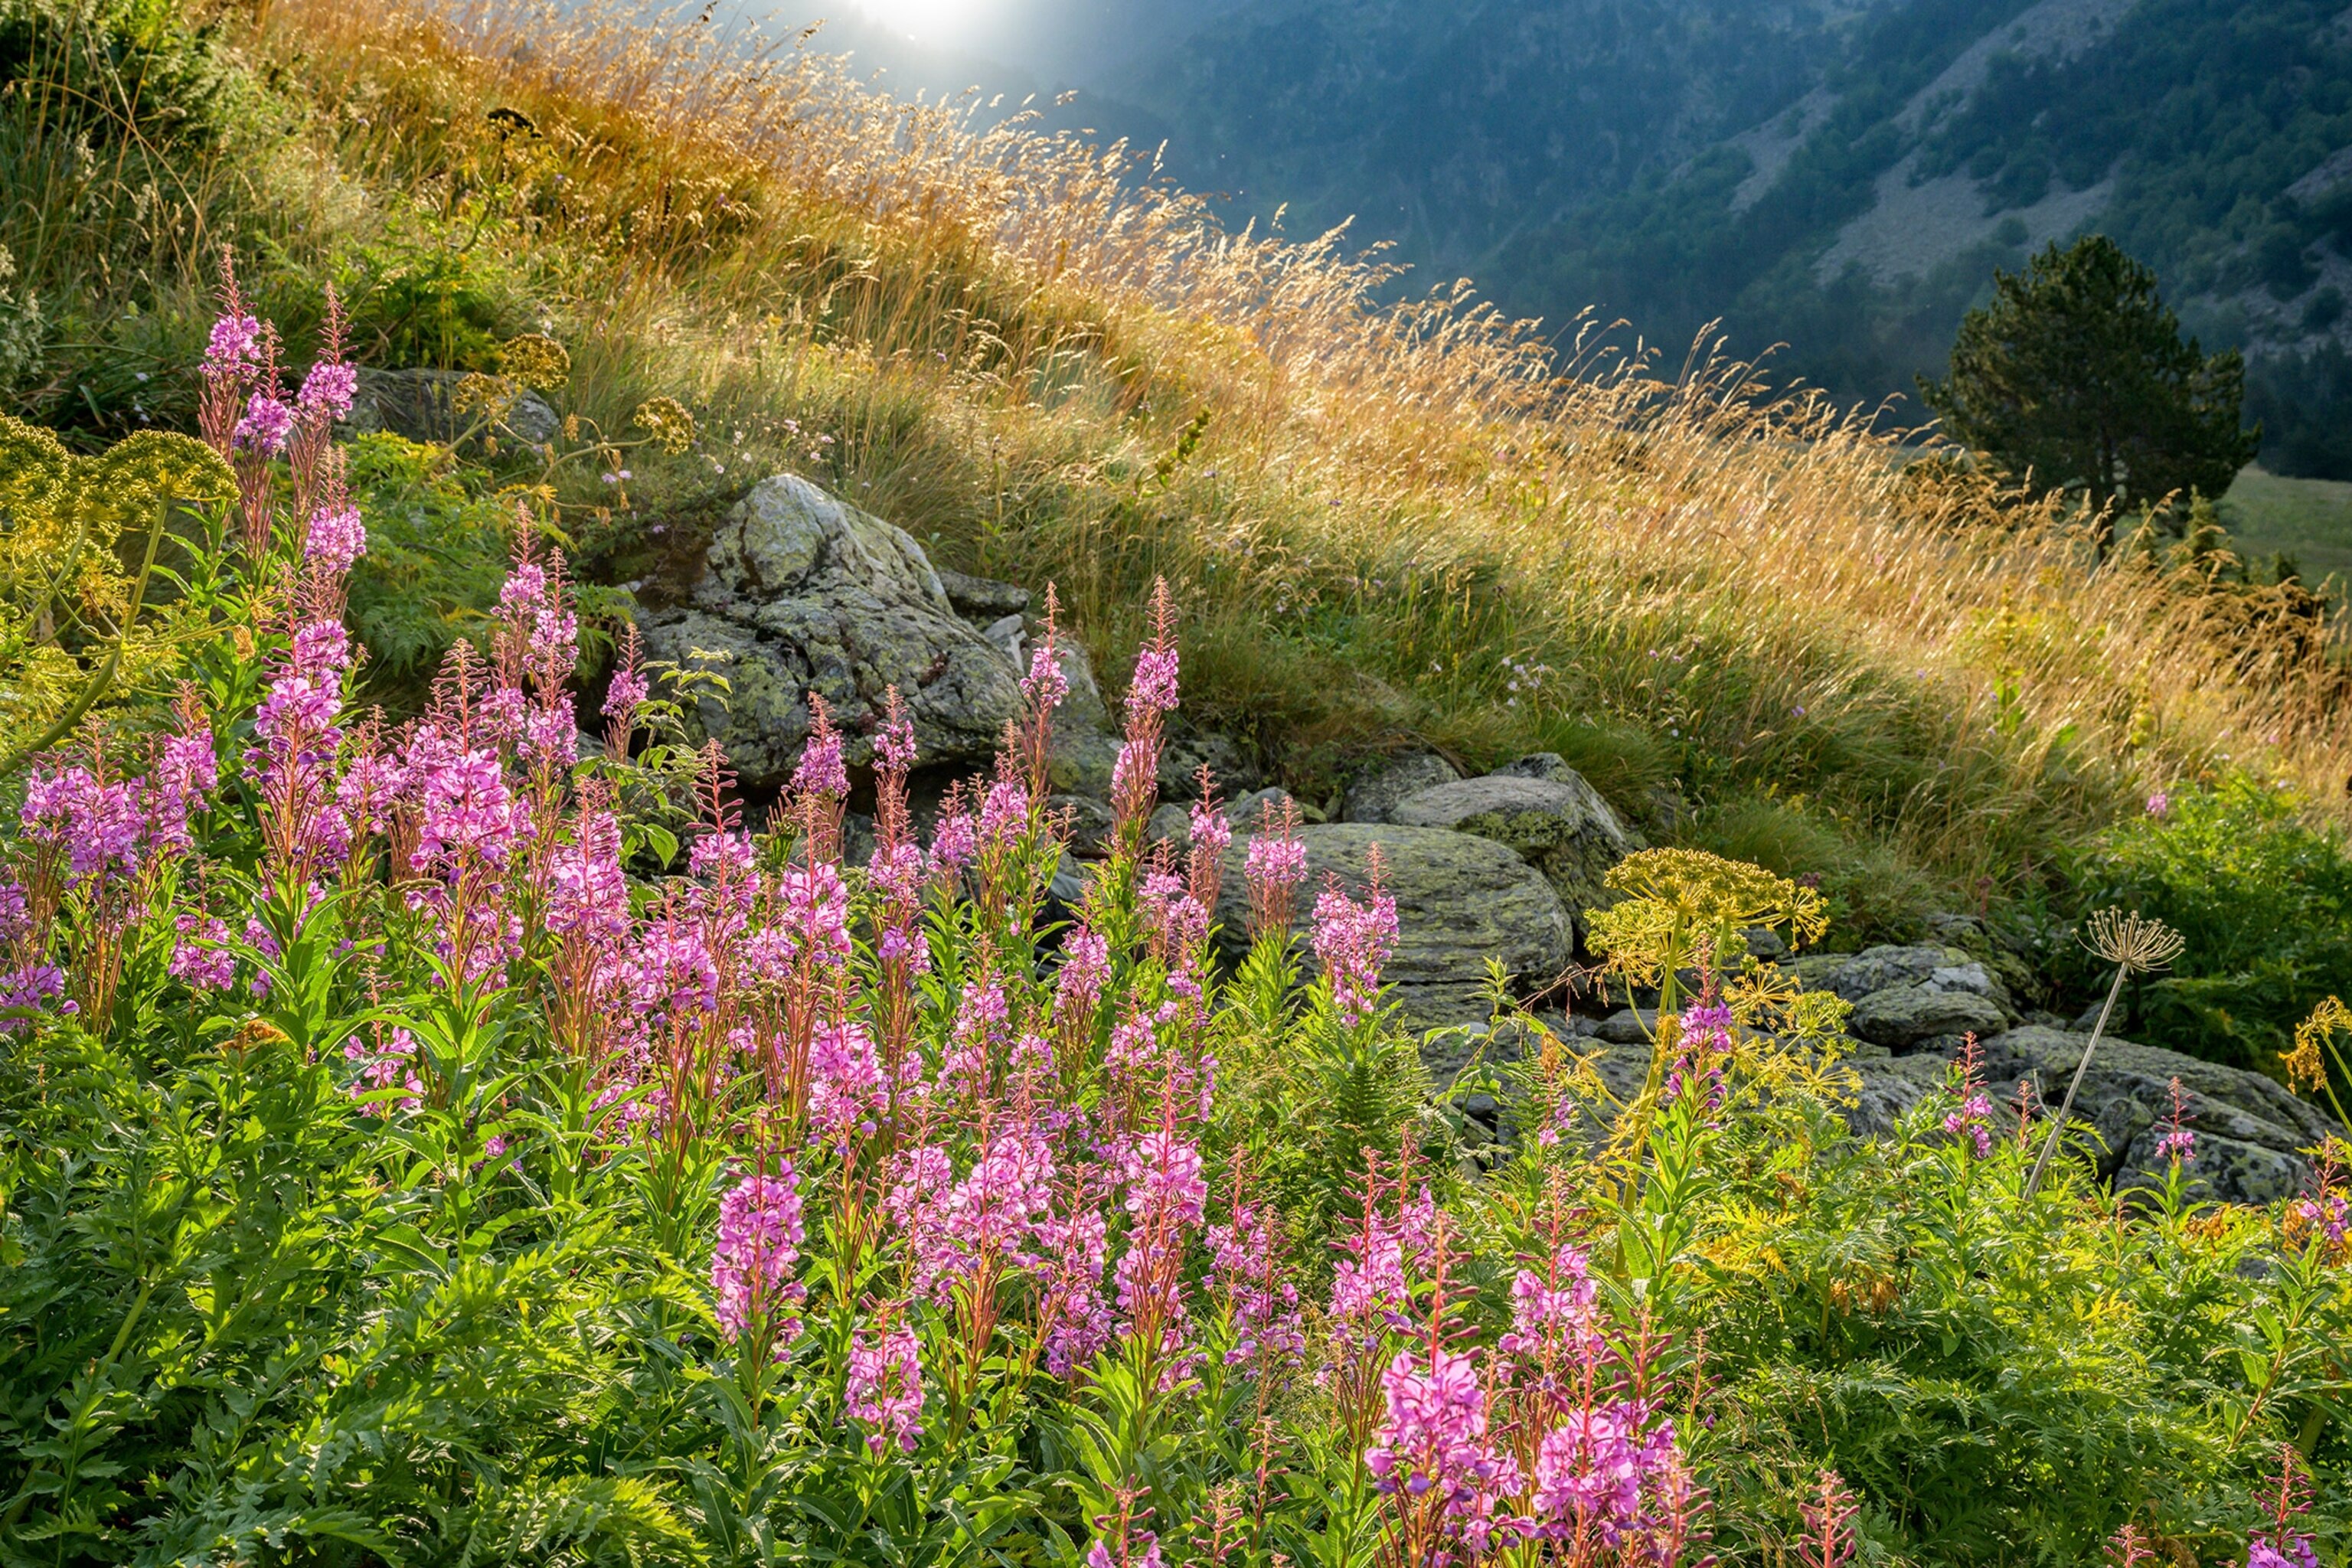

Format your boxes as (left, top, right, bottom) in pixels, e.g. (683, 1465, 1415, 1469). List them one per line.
(0, 279, 2349, 1568)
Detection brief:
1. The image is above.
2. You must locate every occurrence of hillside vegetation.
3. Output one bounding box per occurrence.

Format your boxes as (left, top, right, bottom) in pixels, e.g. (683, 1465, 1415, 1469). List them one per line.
(1, 5, 2351, 1564)
(4, 0, 2352, 1040)
(1063, 0, 2352, 478)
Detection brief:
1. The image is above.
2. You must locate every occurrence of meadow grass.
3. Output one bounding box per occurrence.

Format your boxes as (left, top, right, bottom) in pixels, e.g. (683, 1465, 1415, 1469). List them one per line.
(2223, 465, 2352, 590)
(11, 0, 2352, 939)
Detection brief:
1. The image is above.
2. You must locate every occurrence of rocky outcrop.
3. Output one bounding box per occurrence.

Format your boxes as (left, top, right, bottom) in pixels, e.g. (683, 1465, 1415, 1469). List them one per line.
(1387, 773, 1635, 932)
(635, 475, 1025, 789)
(1342, 754, 1461, 823)
(1843, 1024, 2341, 1205)
(1214, 823, 1571, 1030)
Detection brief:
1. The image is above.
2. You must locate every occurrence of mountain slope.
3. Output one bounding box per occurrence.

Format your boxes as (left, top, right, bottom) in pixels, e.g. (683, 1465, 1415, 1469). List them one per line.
(1087, 0, 2352, 475)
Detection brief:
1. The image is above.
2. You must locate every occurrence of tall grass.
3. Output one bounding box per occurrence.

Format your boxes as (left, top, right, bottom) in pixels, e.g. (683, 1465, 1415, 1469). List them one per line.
(25, 0, 2352, 926)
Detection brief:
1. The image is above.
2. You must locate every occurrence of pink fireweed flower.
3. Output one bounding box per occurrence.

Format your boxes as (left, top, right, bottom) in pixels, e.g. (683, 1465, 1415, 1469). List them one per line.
(1329, 1218, 1411, 1348)
(778, 861, 854, 966)
(1311, 869, 1399, 1027)
(21, 766, 145, 885)
(305, 503, 367, 576)
(905, 1132, 1056, 1302)
(2248, 1540, 2318, 1568)
(712, 1168, 807, 1351)
(2156, 1076, 2197, 1165)
(1206, 1199, 1304, 1367)
(1056, 926, 1112, 1015)
(547, 809, 629, 942)
(1036, 1202, 1113, 1377)
(1527, 1402, 1681, 1543)
(602, 665, 648, 723)
(296, 358, 358, 422)
(343, 1027, 425, 1115)
(411, 746, 531, 874)
(1120, 1132, 1207, 1229)
(1243, 816, 1307, 936)
(688, 828, 757, 885)
(1084, 1530, 1165, 1568)
(2295, 1191, 2350, 1247)
(169, 914, 236, 992)
(844, 1321, 926, 1455)
(1022, 639, 1069, 711)
(1364, 1347, 1502, 1511)
(616, 923, 721, 1018)
(929, 798, 978, 877)
(1138, 868, 1208, 953)
(204, 313, 263, 375)
(1187, 797, 1232, 856)
(876, 701, 919, 773)
(1661, 999, 1733, 1115)
(234, 393, 296, 455)
(810, 1021, 884, 1142)
(1499, 1243, 1600, 1361)
(1127, 643, 1180, 720)
(792, 724, 848, 800)
(0, 962, 66, 1031)
(2146, 789, 2171, 818)
(1942, 1031, 1994, 1158)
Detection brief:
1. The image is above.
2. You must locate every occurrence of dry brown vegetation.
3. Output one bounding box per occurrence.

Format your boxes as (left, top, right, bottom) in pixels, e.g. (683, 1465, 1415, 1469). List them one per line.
(119, 0, 2352, 921)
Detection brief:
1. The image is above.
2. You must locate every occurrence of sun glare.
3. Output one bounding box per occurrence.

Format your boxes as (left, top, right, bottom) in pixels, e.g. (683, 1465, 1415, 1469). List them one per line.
(861, 0, 979, 42)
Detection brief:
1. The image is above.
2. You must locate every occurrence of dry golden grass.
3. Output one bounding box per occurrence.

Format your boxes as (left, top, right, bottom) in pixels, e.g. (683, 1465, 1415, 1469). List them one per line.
(242, 0, 2352, 910)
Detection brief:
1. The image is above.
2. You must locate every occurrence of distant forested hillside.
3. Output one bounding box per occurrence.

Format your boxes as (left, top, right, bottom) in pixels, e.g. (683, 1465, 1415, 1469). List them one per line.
(740, 0, 2352, 475)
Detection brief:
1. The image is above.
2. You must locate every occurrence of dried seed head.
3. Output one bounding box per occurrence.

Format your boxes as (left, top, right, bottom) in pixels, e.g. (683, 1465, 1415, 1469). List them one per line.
(2081, 907, 2184, 975)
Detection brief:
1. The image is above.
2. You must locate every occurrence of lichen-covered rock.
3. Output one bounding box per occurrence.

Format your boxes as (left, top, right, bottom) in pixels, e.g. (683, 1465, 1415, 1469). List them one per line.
(935, 568, 1031, 621)
(1842, 1054, 1956, 1139)
(1342, 754, 1462, 823)
(1387, 773, 1635, 928)
(1792, 944, 2011, 1007)
(1846, 1024, 2341, 1204)
(1977, 1025, 2340, 1204)
(1213, 823, 1570, 1030)
(635, 475, 1024, 789)
(1850, 983, 2009, 1050)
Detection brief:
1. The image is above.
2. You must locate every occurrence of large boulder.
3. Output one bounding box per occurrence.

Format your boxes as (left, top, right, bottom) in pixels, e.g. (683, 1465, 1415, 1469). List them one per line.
(635, 475, 1024, 789)
(1387, 773, 1635, 929)
(1214, 823, 1571, 1031)
(1845, 1024, 2342, 1204)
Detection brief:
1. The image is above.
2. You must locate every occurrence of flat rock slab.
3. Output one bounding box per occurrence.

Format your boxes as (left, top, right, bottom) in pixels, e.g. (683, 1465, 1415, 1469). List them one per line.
(1387, 772, 1635, 923)
(1850, 983, 2008, 1050)
(1214, 823, 1570, 1027)
(636, 475, 1024, 789)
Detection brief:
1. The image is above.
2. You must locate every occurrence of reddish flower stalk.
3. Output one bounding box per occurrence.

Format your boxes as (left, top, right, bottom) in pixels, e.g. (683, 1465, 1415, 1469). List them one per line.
(1799, 1469, 1860, 1568)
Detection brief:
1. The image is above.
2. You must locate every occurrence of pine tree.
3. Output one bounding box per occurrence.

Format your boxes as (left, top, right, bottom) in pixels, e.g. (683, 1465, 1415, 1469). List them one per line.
(1921, 237, 2260, 549)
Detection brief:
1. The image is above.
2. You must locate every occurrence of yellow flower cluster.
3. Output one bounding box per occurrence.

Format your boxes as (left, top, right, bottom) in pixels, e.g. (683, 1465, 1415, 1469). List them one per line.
(0, 415, 230, 734)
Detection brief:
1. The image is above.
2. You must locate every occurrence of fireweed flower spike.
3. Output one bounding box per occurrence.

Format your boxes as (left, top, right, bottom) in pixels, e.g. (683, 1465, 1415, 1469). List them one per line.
(712, 1168, 807, 1359)
(1799, 1468, 1860, 1568)
(1242, 794, 1306, 942)
(2025, 909, 2185, 1198)
(1942, 1032, 1994, 1158)
(2155, 1076, 2197, 1165)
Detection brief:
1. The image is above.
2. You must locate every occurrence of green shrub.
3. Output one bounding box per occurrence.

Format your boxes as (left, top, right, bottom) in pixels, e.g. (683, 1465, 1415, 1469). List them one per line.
(2066, 773, 2352, 1073)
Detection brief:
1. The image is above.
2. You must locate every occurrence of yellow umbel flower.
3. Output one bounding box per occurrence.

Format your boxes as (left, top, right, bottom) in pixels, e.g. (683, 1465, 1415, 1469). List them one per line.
(498, 332, 572, 391)
(632, 396, 697, 455)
